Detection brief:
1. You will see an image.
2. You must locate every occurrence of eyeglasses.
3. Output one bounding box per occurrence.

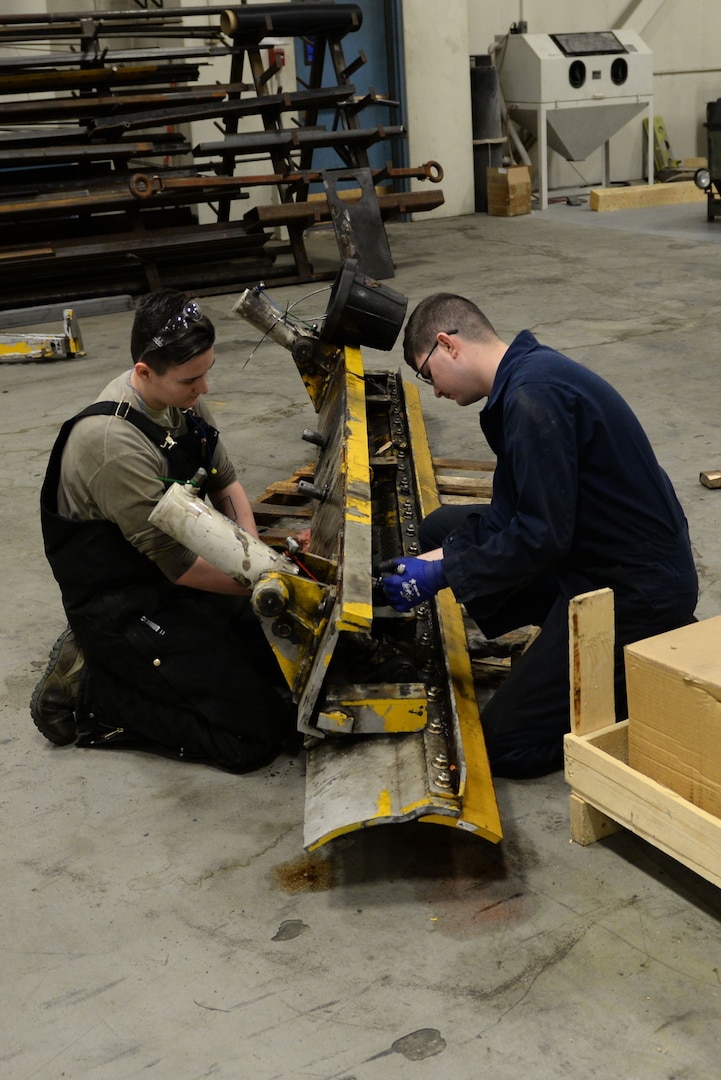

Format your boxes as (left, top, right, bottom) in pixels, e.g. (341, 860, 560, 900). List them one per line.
(151, 301, 204, 349)
(415, 329, 458, 383)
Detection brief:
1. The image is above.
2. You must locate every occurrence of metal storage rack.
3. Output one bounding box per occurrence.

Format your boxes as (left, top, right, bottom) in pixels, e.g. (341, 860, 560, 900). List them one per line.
(0, 3, 443, 309)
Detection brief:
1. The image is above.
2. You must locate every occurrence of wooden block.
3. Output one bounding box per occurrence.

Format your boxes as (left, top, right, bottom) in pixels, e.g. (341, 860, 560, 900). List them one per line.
(569, 792, 621, 845)
(700, 470, 721, 489)
(590, 181, 706, 212)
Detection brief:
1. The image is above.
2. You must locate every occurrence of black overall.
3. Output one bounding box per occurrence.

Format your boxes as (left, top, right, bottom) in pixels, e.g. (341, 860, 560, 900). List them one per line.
(40, 402, 291, 771)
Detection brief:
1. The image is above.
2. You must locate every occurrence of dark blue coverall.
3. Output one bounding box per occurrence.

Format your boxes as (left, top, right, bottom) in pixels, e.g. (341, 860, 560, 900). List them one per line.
(420, 331, 697, 778)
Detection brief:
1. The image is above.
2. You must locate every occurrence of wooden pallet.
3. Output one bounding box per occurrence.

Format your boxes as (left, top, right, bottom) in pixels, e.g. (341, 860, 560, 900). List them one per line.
(252, 456, 495, 547)
(564, 589, 721, 889)
(431, 456, 494, 503)
(251, 463, 316, 548)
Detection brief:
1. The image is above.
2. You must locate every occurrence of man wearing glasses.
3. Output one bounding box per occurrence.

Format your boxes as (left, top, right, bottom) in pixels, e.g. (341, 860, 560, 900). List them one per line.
(32, 289, 292, 771)
(381, 293, 697, 778)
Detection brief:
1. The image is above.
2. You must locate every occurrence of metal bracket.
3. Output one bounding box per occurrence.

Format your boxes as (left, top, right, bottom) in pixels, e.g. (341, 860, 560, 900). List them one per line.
(322, 167, 395, 280)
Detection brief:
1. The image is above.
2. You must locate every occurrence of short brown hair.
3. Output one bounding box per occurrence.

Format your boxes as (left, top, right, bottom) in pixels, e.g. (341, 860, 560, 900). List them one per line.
(403, 294, 497, 368)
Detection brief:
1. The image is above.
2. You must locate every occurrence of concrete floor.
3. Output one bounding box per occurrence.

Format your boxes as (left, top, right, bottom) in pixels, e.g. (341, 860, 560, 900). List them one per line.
(3, 199, 721, 1079)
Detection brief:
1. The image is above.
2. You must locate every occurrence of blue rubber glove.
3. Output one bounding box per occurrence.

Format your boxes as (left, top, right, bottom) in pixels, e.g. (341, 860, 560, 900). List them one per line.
(380, 556, 448, 612)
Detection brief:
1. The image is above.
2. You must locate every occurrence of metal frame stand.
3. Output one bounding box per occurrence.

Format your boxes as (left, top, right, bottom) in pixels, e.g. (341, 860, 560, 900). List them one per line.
(515, 96, 654, 210)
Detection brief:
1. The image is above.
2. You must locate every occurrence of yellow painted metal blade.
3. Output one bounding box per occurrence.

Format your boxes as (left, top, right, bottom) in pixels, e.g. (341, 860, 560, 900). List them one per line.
(403, 377, 503, 843)
(303, 732, 459, 851)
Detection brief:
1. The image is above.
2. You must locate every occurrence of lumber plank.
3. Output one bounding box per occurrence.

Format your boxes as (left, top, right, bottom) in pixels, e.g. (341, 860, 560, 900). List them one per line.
(251, 502, 312, 520)
(590, 180, 706, 212)
(439, 493, 491, 506)
(568, 589, 616, 736)
(432, 456, 496, 472)
(435, 473, 494, 497)
(257, 526, 303, 547)
(256, 479, 310, 499)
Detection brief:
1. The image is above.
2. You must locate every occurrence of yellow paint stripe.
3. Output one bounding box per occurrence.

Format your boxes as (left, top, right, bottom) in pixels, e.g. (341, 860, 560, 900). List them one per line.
(336, 599, 373, 632)
(336, 346, 373, 631)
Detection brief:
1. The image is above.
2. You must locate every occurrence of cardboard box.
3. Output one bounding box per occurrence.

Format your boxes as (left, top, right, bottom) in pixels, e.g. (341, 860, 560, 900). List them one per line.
(486, 166, 532, 217)
(626, 616, 721, 818)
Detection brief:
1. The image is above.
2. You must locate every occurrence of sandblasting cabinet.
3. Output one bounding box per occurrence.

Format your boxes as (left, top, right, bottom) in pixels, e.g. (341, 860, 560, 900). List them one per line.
(497, 30, 654, 208)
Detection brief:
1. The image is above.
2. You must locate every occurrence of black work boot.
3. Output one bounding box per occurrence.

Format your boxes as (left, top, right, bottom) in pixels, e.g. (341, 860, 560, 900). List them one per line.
(30, 627, 84, 746)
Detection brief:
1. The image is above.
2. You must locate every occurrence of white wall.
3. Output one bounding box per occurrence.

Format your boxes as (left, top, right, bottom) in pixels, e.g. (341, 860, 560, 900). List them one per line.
(402, 0, 475, 218)
(4, 0, 49, 12)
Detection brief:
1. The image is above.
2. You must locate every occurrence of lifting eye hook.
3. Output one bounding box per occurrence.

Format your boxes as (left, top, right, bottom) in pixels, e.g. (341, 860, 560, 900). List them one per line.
(129, 173, 160, 200)
(423, 160, 444, 183)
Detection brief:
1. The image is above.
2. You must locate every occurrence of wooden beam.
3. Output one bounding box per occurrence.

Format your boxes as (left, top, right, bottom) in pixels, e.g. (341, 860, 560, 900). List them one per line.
(435, 474, 494, 498)
(432, 456, 496, 472)
(590, 181, 706, 212)
(251, 503, 312, 520)
(568, 589, 616, 736)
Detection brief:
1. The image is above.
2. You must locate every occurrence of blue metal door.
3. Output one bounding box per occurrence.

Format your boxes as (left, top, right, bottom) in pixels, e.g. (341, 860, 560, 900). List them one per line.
(293, 0, 408, 184)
